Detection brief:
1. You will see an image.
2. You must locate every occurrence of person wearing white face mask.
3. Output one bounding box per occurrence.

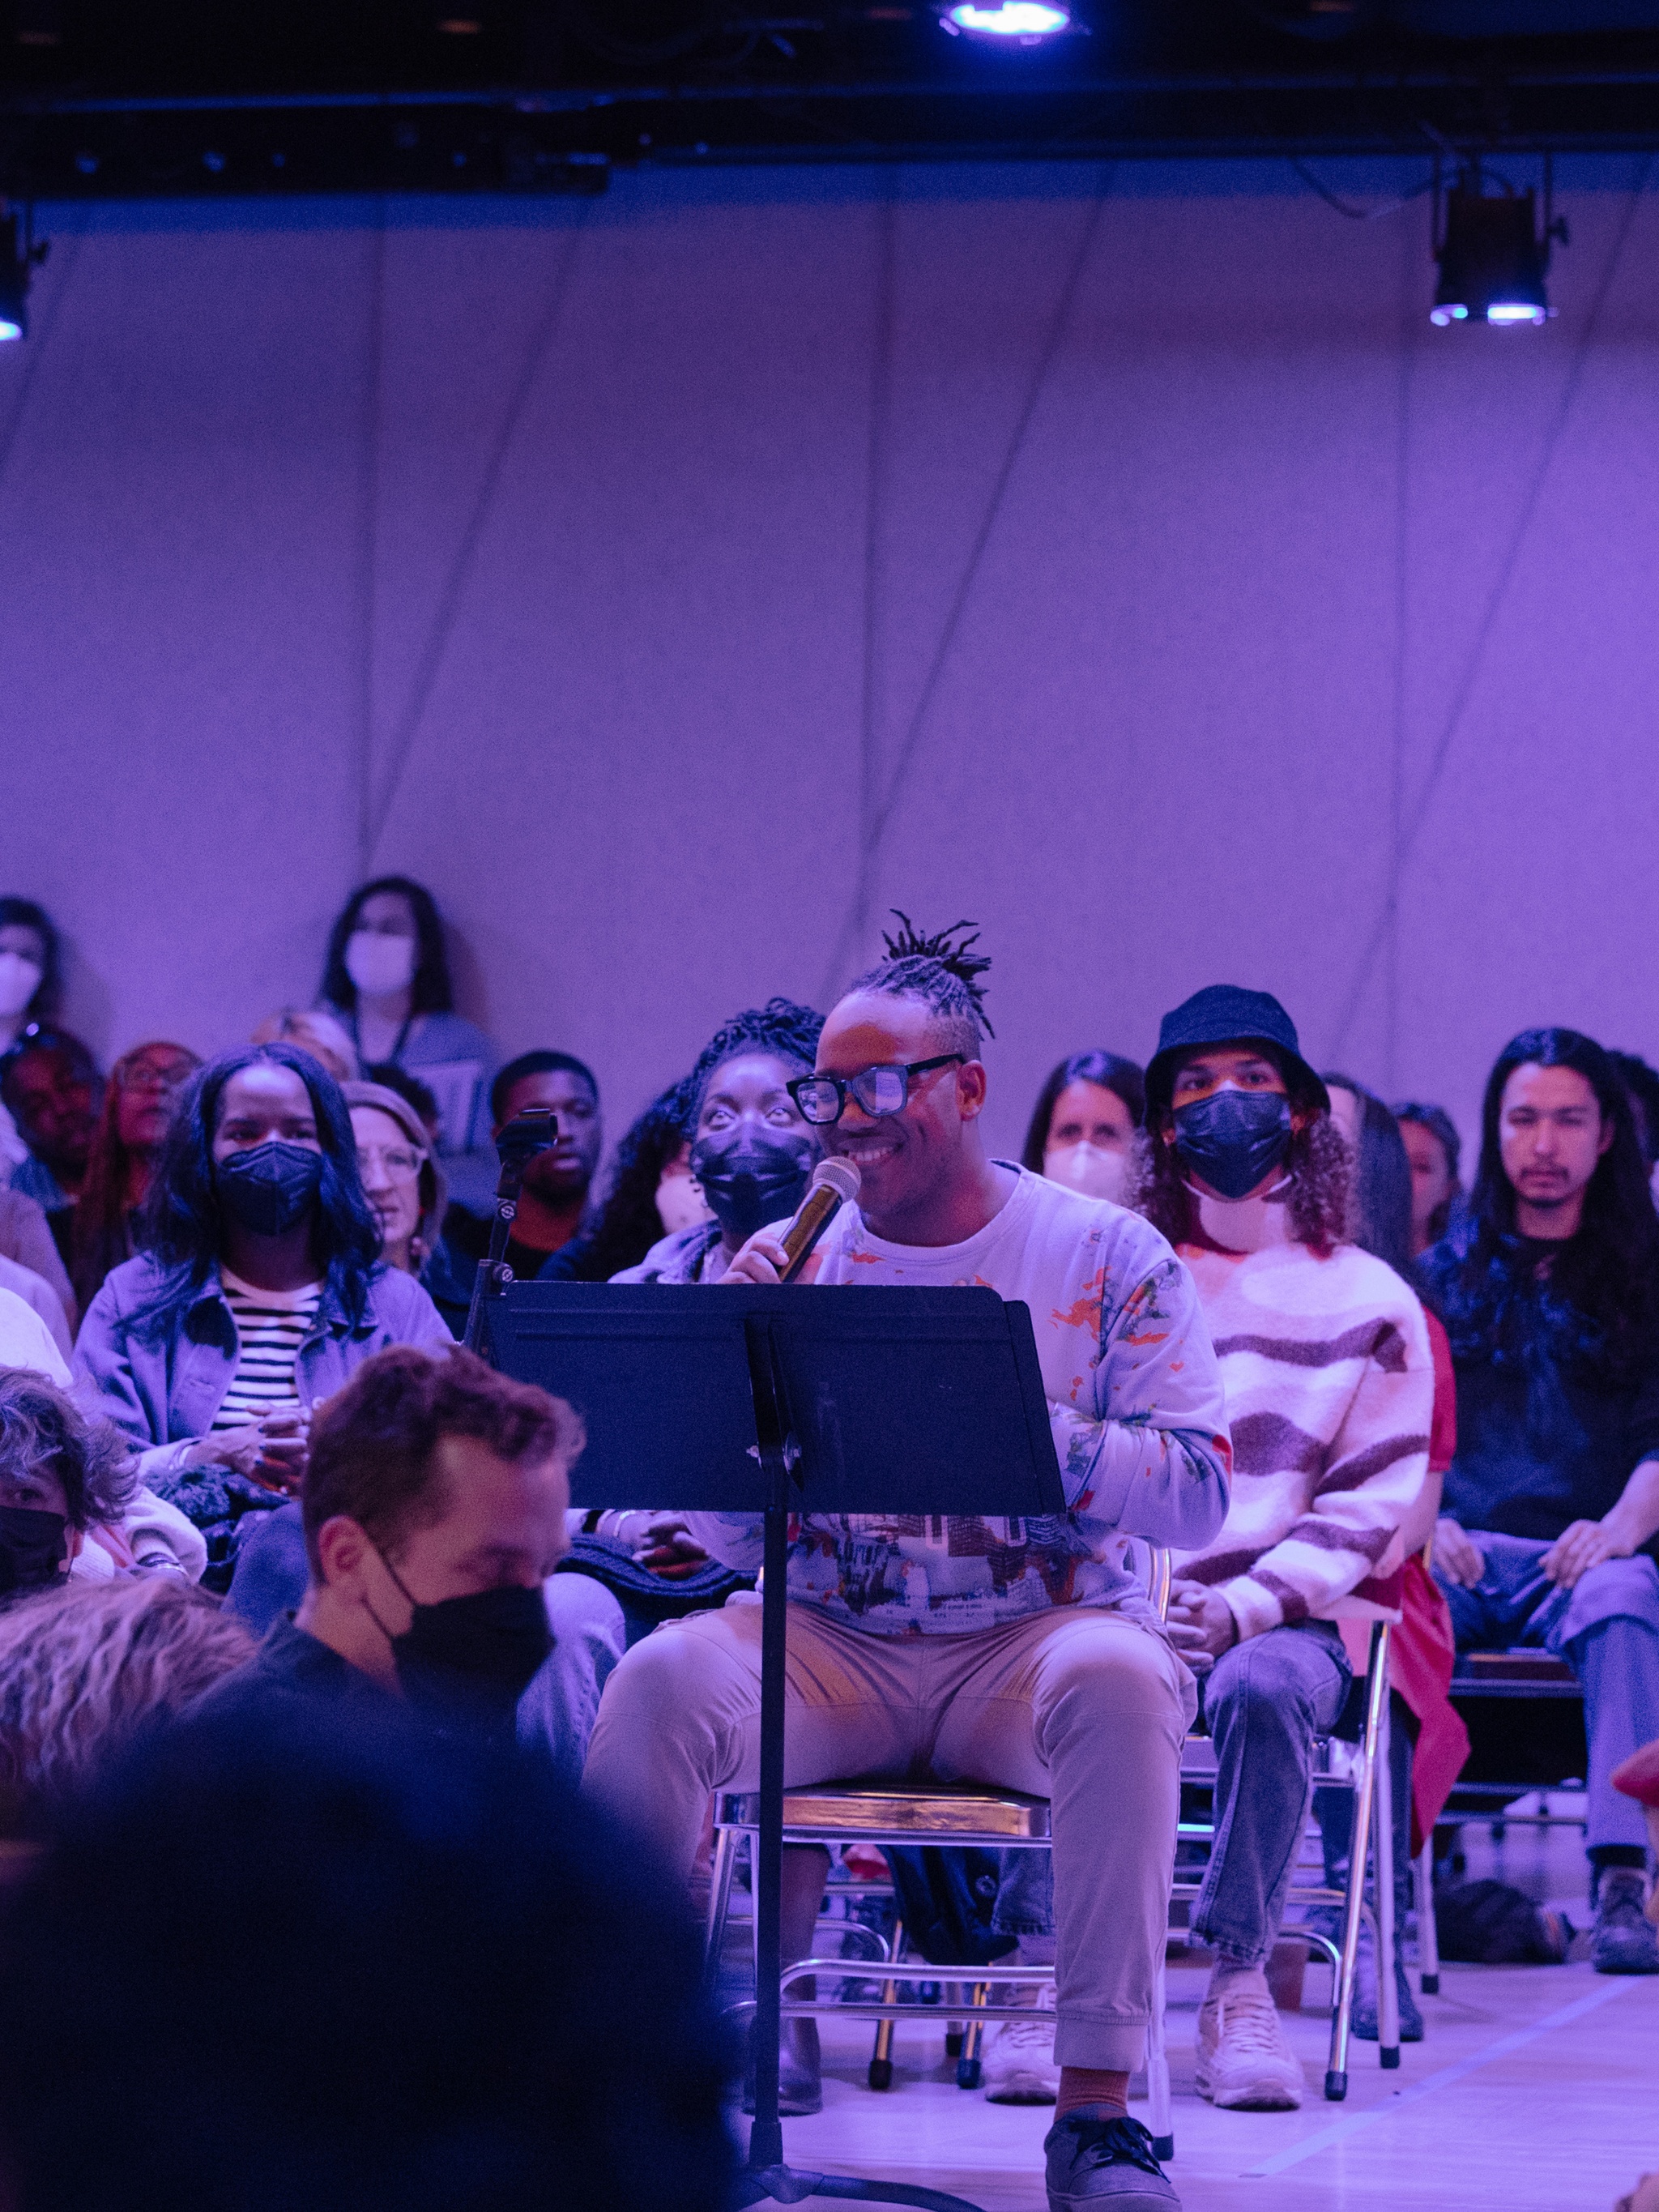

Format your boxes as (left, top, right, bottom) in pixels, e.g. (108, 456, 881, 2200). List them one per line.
(318, 878, 498, 1212)
(0, 898, 62, 1175)
(1024, 1051, 1145, 1209)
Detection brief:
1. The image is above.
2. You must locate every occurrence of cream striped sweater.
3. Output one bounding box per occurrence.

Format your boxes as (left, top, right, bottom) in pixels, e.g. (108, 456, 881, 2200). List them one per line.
(1173, 1239, 1433, 1640)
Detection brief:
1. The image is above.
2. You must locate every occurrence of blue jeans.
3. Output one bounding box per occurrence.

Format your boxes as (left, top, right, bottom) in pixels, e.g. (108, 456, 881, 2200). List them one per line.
(993, 1621, 1352, 1971)
(1435, 1531, 1659, 1855)
(518, 1573, 630, 1790)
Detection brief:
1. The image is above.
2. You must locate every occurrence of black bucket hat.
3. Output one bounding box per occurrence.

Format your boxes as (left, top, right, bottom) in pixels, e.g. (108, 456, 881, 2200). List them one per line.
(1145, 985, 1329, 1121)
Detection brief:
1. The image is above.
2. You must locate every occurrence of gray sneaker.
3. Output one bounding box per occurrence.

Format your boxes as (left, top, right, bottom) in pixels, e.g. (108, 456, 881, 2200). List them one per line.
(1593, 1869, 1659, 1976)
(1044, 2110, 1178, 2210)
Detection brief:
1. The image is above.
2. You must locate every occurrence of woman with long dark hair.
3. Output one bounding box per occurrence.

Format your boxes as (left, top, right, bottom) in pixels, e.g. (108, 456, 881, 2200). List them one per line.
(1021, 1050, 1144, 1205)
(1422, 1027, 1659, 1975)
(75, 1043, 450, 1590)
(69, 1041, 202, 1316)
(318, 877, 498, 1184)
(1395, 1102, 1463, 1258)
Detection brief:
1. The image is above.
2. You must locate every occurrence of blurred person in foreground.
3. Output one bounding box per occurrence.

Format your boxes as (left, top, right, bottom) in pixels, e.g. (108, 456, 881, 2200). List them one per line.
(1024, 1050, 1145, 1206)
(74, 1044, 449, 1591)
(194, 1345, 578, 1749)
(0, 1578, 253, 1830)
(68, 1041, 201, 1317)
(1422, 1027, 1659, 1974)
(0, 1697, 735, 2212)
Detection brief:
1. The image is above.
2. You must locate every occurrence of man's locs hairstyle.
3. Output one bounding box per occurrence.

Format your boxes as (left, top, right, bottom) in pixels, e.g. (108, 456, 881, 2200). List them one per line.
(847, 913, 994, 1055)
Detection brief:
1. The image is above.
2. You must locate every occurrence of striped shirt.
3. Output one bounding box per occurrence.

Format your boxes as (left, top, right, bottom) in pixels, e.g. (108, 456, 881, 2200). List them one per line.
(212, 1271, 322, 1431)
(1174, 1238, 1434, 1636)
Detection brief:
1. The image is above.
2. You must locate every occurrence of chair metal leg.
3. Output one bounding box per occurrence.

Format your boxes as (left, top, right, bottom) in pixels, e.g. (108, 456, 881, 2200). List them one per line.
(705, 1821, 740, 1995)
(957, 1983, 990, 2089)
(1415, 1838, 1439, 1995)
(1373, 1676, 1400, 2069)
(1145, 1945, 1173, 2162)
(869, 1918, 906, 2090)
(1326, 1621, 1388, 2101)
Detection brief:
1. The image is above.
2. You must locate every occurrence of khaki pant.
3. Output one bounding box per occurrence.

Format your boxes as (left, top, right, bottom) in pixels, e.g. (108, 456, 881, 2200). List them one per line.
(582, 1596, 1195, 2071)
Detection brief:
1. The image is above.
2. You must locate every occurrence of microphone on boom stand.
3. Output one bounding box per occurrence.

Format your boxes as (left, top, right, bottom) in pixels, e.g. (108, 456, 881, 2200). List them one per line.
(775, 1156, 861, 1283)
(463, 1105, 560, 1356)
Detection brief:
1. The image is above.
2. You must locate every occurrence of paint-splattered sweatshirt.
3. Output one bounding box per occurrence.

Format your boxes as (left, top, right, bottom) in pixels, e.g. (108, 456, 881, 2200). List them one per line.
(685, 1165, 1232, 1636)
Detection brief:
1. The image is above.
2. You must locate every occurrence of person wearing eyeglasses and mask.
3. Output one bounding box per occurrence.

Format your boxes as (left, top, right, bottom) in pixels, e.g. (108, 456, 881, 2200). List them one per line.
(1133, 987, 1433, 2113)
(188, 1346, 580, 1749)
(74, 1044, 450, 1592)
(582, 920, 1230, 2212)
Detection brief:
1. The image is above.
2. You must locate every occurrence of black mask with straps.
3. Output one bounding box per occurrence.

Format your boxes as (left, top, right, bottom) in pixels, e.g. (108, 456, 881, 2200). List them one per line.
(373, 1548, 552, 1739)
(689, 1127, 817, 1245)
(216, 1141, 325, 1237)
(0, 1506, 69, 1599)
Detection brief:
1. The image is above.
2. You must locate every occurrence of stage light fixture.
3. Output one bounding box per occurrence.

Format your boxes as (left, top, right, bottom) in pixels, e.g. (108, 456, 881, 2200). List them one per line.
(0, 206, 49, 343)
(1431, 160, 1565, 330)
(939, 2, 1073, 42)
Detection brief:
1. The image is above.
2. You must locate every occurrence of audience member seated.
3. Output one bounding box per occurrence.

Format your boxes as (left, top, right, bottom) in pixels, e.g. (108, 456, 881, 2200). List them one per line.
(365, 1058, 444, 1145)
(1611, 1050, 1659, 1201)
(68, 1040, 201, 1317)
(0, 1365, 139, 1601)
(540, 1078, 710, 1282)
(583, 920, 1230, 2211)
(0, 1185, 75, 1350)
(318, 876, 497, 1203)
(1023, 1048, 1145, 1204)
(1396, 1101, 1463, 1260)
(1321, 1073, 1467, 2042)
(0, 1576, 253, 1826)
(1421, 1027, 1659, 1975)
(0, 1280, 73, 1386)
(195, 1345, 577, 1749)
(1132, 991, 1431, 2112)
(73, 1043, 450, 1592)
(0, 1699, 735, 2212)
(2, 1029, 102, 1250)
(425, 1053, 603, 1334)
(251, 1006, 361, 1084)
(0, 897, 62, 1172)
(345, 1079, 447, 1277)
(523, 1002, 824, 1798)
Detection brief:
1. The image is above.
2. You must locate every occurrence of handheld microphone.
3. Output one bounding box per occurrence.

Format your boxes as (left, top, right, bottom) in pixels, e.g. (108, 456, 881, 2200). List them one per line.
(776, 1156, 861, 1283)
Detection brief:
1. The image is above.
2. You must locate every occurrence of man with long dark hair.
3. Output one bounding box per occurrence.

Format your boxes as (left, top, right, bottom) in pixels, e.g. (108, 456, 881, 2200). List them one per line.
(75, 1044, 450, 1591)
(1422, 1027, 1659, 1975)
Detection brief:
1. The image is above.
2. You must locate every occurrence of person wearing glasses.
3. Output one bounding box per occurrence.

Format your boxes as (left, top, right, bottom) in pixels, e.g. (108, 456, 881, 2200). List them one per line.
(343, 1081, 447, 1279)
(582, 918, 1230, 2212)
(68, 1042, 203, 1316)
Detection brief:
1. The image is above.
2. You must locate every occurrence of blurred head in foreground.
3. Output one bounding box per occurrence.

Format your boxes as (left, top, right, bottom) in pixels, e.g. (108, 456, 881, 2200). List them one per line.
(0, 1701, 735, 2212)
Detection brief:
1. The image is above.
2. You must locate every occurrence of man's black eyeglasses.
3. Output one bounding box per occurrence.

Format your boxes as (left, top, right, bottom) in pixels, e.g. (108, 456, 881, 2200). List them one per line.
(787, 1055, 962, 1127)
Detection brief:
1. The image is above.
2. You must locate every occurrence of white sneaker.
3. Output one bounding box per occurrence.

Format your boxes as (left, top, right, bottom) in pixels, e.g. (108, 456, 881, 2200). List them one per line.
(1195, 1971, 1304, 2111)
(983, 1981, 1059, 2105)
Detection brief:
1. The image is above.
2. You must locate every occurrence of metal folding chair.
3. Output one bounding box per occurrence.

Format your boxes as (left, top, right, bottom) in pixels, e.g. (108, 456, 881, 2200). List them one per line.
(1164, 1586, 1404, 2103)
(703, 1544, 1176, 2156)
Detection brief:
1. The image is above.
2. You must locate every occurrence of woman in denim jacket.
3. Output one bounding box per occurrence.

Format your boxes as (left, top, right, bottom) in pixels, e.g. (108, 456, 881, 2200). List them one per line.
(75, 1042, 450, 1590)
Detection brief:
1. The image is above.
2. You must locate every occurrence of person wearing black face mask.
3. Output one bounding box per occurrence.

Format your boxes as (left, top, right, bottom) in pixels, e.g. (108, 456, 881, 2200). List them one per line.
(1139, 987, 1436, 2107)
(190, 1344, 579, 1748)
(75, 1044, 451, 1593)
(0, 1366, 140, 1603)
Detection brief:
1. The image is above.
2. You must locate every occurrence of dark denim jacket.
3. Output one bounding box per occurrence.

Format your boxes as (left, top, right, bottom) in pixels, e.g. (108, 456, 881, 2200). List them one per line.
(75, 1254, 451, 1586)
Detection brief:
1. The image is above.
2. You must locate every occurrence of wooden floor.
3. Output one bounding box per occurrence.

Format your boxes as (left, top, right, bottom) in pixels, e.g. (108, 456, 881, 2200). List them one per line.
(730, 1801, 1658, 2212)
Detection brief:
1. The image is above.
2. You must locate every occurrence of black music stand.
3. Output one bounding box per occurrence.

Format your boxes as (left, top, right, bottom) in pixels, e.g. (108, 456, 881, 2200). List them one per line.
(487, 1281, 1069, 2212)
